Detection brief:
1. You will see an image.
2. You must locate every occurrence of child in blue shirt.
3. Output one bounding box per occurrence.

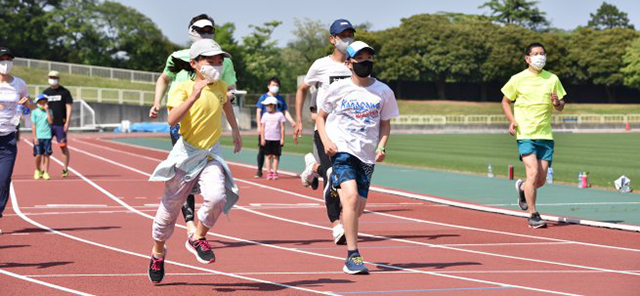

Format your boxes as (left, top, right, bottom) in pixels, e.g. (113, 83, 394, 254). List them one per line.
(31, 94, 53, 180)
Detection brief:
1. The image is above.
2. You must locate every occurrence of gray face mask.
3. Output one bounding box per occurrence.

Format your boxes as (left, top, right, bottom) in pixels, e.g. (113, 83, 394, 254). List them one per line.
(188, 29, 214, 43)
(335, 37, 354, 54)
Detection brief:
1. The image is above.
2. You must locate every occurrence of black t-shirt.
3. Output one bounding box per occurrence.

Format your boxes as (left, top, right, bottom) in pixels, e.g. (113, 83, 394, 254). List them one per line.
(43, 86, 73, 126)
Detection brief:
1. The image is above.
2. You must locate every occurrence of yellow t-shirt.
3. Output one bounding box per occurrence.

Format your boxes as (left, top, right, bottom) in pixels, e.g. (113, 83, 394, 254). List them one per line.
(167, 79, 228, 150)
(501, 69, 566, 140)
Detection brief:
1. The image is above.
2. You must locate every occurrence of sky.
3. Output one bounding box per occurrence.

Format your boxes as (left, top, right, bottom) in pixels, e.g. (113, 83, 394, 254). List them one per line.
(119, 0, 640, 47)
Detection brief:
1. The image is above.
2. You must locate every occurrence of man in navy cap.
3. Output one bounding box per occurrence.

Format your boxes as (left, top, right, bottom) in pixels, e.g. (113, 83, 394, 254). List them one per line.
(293, 19, 355, 246)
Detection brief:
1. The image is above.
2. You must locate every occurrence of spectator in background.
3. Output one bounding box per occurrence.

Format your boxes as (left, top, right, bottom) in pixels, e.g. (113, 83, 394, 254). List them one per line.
(31, 94, 53, 180)
(43, 70, 73, 178)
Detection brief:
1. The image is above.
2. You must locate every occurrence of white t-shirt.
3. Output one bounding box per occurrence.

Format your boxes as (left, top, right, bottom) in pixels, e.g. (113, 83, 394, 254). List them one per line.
(0, 77, 29, 135)
(304, 56, 351, 130)
(321, 78, 399, 164)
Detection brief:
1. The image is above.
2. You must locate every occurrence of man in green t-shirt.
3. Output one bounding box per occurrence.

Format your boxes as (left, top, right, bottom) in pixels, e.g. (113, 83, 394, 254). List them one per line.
(501, 42, 566, 229)
(149, 13, 238, 239)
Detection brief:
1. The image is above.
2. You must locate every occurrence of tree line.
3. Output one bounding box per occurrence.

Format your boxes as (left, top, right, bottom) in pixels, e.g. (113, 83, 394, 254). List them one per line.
(2, 0, 639, 102)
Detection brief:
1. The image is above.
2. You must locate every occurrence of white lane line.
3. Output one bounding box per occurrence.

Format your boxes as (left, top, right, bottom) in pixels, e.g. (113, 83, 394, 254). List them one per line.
(24, 269, 640, 278)
(35, 204, 108, 208)
(489, 202, 640, 206)
(63, 141, 587, 295)
(249, 203, 320, 207)
(94, 137, 640, 252)
(0, 268, 94, 296)
(10, 184, 339, 296)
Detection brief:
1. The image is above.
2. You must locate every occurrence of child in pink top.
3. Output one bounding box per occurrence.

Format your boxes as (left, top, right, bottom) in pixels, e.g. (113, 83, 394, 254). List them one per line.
(260, 97, 285, 179)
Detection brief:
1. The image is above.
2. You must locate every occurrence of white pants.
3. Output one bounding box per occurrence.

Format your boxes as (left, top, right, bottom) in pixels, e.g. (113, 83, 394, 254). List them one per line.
(152, 159, 227, 242)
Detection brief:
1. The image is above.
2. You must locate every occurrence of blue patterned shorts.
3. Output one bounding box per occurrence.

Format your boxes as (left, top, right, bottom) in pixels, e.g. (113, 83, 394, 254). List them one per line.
(330, 152, 375, 198)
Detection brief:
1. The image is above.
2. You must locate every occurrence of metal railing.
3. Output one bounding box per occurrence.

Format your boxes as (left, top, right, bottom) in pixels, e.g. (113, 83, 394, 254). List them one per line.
(391, 114, 640, 125)
(28, 85, 158, 106)
(14, 57, 160, 84)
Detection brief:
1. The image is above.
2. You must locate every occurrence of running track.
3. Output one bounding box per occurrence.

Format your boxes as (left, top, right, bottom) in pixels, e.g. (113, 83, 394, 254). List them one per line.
(2, 134, 639, 295)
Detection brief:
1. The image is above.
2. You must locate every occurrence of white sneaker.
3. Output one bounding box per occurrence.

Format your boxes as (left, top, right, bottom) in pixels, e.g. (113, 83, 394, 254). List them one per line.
(332, 223, 346, 245)
(300, 153, 317, 187)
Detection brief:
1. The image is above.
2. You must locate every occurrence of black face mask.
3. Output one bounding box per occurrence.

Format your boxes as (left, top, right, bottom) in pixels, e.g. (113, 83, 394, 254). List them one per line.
(352, 60, 374, 78)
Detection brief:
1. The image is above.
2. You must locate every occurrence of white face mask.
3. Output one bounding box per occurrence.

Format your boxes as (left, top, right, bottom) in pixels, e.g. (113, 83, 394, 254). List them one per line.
(335, 37, 354, 54)
(268, 85, 279, 94)
(188, 28, 214, 43)
(199, 65, 222, 82)
(0, 61, 13, 75)
(529, 54, 546, 70)
(48, 78, 59, 86)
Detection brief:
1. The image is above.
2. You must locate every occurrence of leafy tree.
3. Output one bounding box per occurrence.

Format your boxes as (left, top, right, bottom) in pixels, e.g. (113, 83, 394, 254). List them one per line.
(569, 27, 638, 102)
(238, 21, 283, 93)
(480, 0, 549, 31)
(280, 18, 330, 92)
(621, 37, 640, 90)
(0, 0, 62, 59)
(588, 2, 634, 30)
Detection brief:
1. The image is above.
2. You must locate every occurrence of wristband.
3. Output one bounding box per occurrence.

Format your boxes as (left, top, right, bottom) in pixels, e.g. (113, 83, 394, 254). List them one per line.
(376, 146, 386, 152)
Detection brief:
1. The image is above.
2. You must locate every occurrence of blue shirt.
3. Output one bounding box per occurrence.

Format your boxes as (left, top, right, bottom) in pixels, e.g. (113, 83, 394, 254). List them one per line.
(256, 94, 288, 115)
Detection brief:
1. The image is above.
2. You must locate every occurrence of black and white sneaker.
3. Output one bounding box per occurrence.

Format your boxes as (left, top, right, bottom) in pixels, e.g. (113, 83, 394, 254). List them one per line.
(186, 236, 215, 264)
(515, 179, 528, 211)
(528, 212, 547, 229)
(332, 223, 347, 245)
(148, 250, 166, 284)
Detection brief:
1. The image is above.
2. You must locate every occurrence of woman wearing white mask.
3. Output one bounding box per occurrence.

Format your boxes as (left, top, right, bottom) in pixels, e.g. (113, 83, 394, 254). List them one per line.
(147, 39, 242, 284)
(294, 18, 356, 245)
(501, 42, 566, 229)
(0, 47, 31, 233)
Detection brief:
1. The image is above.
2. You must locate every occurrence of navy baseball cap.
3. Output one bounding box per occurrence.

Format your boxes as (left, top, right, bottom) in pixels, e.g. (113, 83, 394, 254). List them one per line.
(36, 94, 49, 102)
(330, 19, 355, 36)
(0, 47, 14, 59)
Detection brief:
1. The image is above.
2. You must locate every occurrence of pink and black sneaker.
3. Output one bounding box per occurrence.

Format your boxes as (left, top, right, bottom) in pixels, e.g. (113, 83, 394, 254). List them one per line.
(185, 236, 215, 264)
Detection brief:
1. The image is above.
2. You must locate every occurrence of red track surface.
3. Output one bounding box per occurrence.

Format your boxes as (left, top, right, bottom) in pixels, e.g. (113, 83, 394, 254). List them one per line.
(2, 134, 639, 295)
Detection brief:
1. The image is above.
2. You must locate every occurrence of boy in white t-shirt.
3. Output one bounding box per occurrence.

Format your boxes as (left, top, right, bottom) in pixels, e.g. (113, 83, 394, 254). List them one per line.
(317, 41, 399, 274)
(260, 97, 286, 180)
(294, 19, 356, 245)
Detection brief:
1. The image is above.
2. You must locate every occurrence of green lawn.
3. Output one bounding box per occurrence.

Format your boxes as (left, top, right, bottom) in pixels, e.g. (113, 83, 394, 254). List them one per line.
(397, 100, 640, 115)
(12, 66, 155, 91)
(150, 132, 638, 190)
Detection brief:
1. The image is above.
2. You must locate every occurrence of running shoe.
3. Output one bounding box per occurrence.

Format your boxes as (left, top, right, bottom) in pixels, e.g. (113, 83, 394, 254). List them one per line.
(515, 179, 528, 211)
(186, 236, 215, 264)
(300, 153, 317, 187)
(254, 171, 263, 178)
(61, 169, 69, 178)
(273, 173, 279, 180)
(527, 212, 547, 229)
(324, 167, 340, 200)
(148, 250, 166, 284)
(343, 252, 369, 275)
(332, 223, 346, 245)
(34, 169, 41, 180)
(266, 173, 274, 180)
(42, 172, 50, 180)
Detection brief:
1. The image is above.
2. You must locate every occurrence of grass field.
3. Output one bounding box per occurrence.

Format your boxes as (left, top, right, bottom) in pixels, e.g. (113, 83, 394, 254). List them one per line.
(13, 66, 155, 91)
(396, 100, 640, 115)
(200, 132, 638, 190)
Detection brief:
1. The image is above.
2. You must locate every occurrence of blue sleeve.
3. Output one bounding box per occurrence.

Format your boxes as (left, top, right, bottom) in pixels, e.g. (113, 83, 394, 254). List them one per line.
(256, 94, 267, 108)
(277, 95, 288, 111)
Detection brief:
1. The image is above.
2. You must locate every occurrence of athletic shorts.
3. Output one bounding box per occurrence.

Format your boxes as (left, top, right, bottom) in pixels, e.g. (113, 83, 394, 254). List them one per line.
(33, 138, 52, 156)
(50, 125, 67, 147)
(263, 140, 282, 156)
(517, 139, 554, 165)
(330, 152, 375, 198)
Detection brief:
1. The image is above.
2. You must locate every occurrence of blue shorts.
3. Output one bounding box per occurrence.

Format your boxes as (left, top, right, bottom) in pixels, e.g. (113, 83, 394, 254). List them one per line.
(33, 139, 52, 156)
(517, 140, 554, 165)
(330, 152, 375, 198)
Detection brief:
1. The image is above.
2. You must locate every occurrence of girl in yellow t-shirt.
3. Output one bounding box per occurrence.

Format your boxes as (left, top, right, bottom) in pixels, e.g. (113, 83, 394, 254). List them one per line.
(147, 39, 242, 284)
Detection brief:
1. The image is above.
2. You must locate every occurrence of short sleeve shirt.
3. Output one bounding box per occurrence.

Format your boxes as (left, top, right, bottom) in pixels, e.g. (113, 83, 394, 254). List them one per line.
(30, 108, 52, 139)
(256, 94, 288, 115)
(501, 69, 566, 140)
(0, 77, 29, 135)
(167, 80, 228, 150)
(163, 49, 236, 97)
(261, 111, 285, 141)
(304, 56, 352, 112)
(321, 78, 400, 164)
(44, 86, 73, 126)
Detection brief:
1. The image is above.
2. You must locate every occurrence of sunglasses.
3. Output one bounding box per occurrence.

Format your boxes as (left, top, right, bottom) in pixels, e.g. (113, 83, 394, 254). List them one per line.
(192, 26, 215, 35)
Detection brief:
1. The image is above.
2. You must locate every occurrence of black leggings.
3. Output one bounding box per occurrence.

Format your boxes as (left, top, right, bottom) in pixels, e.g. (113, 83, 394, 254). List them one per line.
(170, 126, 195, 223)
(257, 135, 265, 171)
(314, 130, 342, 223)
